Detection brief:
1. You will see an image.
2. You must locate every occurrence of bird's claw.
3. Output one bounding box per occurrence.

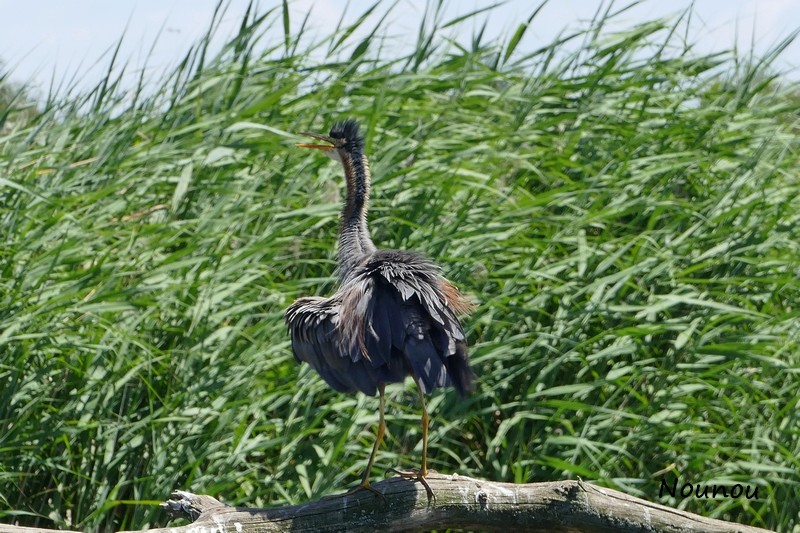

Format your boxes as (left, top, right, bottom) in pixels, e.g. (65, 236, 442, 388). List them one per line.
(323, 480, 386, 502)
(387, 467, 436, 504)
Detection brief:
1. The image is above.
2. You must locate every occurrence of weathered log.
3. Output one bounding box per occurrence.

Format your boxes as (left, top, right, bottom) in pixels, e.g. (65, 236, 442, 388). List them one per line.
(0, 474, 772, 533)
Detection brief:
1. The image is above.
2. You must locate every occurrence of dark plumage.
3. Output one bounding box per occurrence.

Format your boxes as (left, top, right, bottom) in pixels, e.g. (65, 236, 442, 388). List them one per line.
(286, 250, 473, 396)
(328, 119, 364, 154)
(286, 119, 474, 498)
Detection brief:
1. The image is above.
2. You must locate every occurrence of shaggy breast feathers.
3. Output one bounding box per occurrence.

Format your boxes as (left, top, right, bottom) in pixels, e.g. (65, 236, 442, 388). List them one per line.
(285, 250, 473, 397)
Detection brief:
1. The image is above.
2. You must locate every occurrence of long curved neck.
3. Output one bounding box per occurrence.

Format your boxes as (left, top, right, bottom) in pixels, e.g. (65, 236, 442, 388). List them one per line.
(338, 151, 376, 281)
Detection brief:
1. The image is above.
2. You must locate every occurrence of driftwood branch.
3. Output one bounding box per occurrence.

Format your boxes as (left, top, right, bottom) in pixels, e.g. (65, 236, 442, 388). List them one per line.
(0, 473, 772, 533)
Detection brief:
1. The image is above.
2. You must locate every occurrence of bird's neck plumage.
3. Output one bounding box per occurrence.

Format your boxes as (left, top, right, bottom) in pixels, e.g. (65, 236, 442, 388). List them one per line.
(338, 150, 376, 282)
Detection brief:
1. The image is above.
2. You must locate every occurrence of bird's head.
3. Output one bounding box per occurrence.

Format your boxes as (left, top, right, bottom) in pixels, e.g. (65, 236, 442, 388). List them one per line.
(297, 119, 364, 162)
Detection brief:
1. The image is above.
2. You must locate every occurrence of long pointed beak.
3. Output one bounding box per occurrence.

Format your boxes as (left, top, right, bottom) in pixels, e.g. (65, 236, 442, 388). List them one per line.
(296, 131, 335, 151)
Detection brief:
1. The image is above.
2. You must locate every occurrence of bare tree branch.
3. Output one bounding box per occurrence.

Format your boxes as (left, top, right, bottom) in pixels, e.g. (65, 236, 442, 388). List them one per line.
(0, 474, 772, 533)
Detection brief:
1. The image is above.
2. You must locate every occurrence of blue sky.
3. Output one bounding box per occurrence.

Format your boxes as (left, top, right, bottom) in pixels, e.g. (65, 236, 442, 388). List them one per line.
(1, 0, 798, 96)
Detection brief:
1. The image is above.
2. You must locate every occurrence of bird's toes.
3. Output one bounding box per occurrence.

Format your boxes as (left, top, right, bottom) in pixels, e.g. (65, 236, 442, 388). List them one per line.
(386, 467, 436, 504)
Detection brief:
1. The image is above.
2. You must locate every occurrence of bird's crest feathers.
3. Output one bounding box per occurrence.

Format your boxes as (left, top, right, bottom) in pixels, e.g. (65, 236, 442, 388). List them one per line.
(329, 119, 364, 154)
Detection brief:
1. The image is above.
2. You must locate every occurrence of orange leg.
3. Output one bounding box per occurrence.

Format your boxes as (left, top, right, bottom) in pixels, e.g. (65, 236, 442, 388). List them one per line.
(336, 383, 386, 500)
(418, 383, 430, 476)
(389, 380, 435, 503)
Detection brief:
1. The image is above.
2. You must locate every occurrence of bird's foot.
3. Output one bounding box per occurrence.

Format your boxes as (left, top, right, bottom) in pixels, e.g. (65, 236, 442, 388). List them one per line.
(323, 479, 385, 502)
(387, 467, 436, 504)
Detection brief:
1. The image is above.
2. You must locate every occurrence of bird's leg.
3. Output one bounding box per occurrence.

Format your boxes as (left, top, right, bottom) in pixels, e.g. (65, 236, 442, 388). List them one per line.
(418, 382, 430, 477)
(360, 383, 386, 489)
(388, 380, 435, 503)
(334, 383, 386, 500)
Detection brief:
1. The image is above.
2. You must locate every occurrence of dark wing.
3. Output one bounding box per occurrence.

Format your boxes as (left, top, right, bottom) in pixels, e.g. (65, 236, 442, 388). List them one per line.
(340, 250, 474, 396)
(284, 296, 382, 396)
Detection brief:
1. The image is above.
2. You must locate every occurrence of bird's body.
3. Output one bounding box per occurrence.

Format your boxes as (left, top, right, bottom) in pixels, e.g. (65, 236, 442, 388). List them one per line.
(286, 249, 473, 397)
(285, 119, 474, 498)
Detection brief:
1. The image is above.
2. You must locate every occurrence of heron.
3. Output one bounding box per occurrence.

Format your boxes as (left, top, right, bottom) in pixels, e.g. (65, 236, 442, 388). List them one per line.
(285, 119, 474, 500)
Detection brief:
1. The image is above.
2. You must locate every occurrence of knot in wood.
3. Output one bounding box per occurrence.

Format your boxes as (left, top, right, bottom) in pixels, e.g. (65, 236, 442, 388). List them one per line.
(476, 488, 489, 510)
